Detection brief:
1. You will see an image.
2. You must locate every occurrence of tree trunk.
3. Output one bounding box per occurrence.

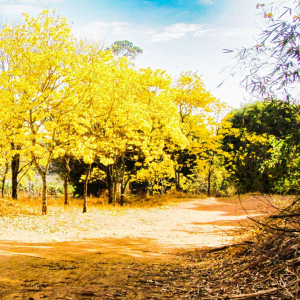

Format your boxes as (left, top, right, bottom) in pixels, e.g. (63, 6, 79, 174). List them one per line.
(120, 178, 126, 206)
(175, 168, 182, 192)
(31, 151, 51, 215)
(207, 167, 211, 197)
(113, 178, 117, 203)
(107, 164, 114, 204)
(32, 156, 49, 215)
(63, 156, 71, 206)
(11, 153, 20, 200)
(1, 177, 5, 198)
(119, 156, 127, 206)
(207, 153, 215, 197)
(41, 173, 47, 215)
(83, 164, 91, 213)
(1, 162, 9, 197)
(64, 173, 69, 206)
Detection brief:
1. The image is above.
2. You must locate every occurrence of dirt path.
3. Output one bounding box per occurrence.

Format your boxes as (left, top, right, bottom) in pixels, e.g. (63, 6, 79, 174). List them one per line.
(0, 197, 257, 247)
(0, 197, 262, 299)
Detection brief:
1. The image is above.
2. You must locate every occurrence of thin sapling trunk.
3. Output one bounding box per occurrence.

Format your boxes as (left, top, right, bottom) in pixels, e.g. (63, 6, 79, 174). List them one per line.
(1, 161, 9, 197)
(63, 155, 71, 206)
(83, 163, 91, 213)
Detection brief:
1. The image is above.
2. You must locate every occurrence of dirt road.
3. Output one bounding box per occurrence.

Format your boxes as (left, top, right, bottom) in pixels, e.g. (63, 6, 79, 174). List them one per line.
(0, 197, 257, 247)
(0, 197, 262, 299)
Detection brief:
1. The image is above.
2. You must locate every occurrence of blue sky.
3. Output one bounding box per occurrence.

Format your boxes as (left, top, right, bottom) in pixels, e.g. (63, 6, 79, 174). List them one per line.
(0, 0, 275, 108)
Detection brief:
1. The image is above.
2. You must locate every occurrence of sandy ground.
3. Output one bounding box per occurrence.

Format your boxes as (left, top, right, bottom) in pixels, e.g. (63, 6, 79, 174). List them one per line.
(0, 197, 259, 248)
(0, 197, 267, 299)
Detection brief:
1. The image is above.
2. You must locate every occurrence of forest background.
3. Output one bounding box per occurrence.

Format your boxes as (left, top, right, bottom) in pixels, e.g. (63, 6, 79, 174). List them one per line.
(0, 1, 299, 216)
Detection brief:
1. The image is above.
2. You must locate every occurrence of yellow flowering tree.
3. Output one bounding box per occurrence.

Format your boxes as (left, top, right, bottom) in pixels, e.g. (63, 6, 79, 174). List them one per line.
(85, 64, 186, 204)
(0, 11, 93, 214)
(169, 71, 226, 193)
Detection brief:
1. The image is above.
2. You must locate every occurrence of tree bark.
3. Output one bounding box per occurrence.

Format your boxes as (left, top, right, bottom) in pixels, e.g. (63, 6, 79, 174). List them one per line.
(207, 167, 211, 197)
(63, 155, 71, 206)
(207, 153, 215, 197)
(41, 173, 47, 215)
(175, 168, 183, 192)
(119, 156, 127, 206)
(120, 178, 126, 206)
(113, 176, 117, 203)
(1, 162, 9, 197)
(64, 173, 69, 206)
(11, 153, 20, 200)
(83, 163, 91, 213)
(32, 154, 50, 215)
(107, 164, 114, 204)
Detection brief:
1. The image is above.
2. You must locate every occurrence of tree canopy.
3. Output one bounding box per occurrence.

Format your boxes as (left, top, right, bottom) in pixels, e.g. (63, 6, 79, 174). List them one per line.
(110, 40, 143, 60)
(222, 101, 300, 193)
(0, 10, 224, 214)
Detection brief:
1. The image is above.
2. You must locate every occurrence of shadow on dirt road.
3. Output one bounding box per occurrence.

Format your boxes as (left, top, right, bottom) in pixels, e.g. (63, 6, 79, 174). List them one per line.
(0, 197, 264, 299)
(0, 238, 179, 299)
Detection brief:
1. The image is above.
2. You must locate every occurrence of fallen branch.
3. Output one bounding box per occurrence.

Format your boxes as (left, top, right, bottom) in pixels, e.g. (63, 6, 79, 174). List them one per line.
(201, 287, 278, 299)
(205, 242, 250, 253)
(247, 215, 300, 233)
(224, 286, 279, 299)
(202, 278, 300, 299)
(269, 213, 300, 219)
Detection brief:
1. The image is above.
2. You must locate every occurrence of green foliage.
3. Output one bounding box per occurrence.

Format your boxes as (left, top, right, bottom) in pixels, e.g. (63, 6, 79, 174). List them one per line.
(110, 40, 143, 59)
(261, 135, 300, 193)
(47, 182, 64, 195)
(183, 156, 230, 196)
(225, 1, 300, 195)
(0, 182, 12, 194)
(222, 100, 300, 194)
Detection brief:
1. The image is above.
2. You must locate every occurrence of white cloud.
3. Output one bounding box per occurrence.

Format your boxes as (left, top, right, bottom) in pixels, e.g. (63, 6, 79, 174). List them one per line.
(0, 4, 41, 19)
(149, 23, 209, 42)
(198, 0, 214, 5)
(164, 23, 203, 33)
(73, 21, 214, 47)
(73, 21, 132, 42)
(224, 31, 242, 37)
(193, 29, 215, 36)
(151, 31, 185, 42)
(223, 27, 259, 37)
(18, 0, 39, 3)
(0, 0, 63, 20)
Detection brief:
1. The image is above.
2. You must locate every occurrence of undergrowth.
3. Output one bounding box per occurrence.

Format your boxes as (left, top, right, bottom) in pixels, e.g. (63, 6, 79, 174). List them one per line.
(124, 191, 204, 208)
(0, 191, 205, 216)
(192, 193, 300, 299)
